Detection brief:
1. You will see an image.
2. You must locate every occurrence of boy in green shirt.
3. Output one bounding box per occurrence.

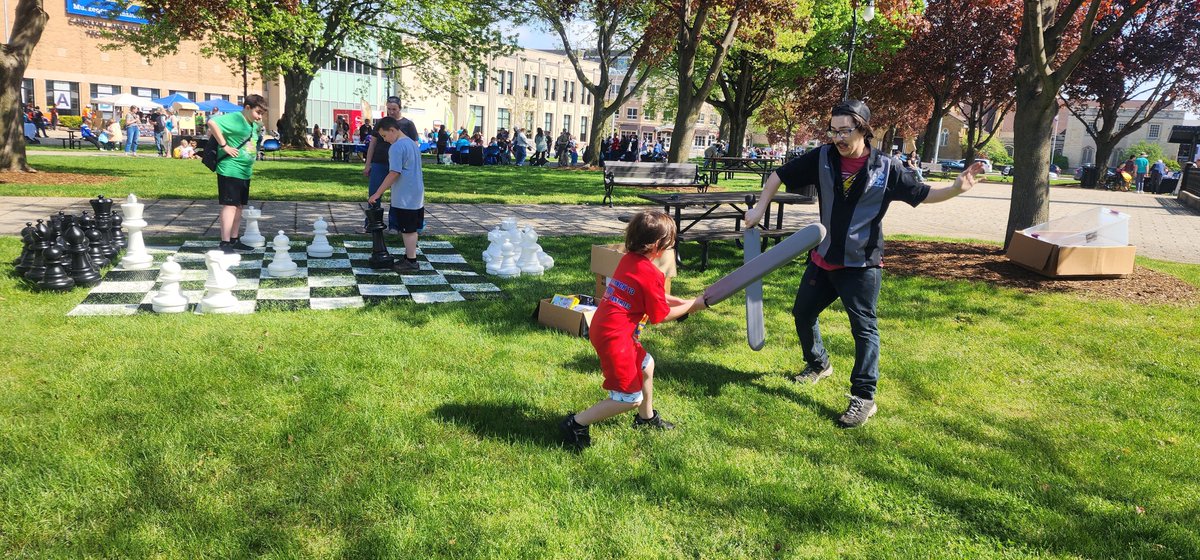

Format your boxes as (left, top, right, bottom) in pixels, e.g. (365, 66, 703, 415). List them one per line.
(207, 95, 268, 254)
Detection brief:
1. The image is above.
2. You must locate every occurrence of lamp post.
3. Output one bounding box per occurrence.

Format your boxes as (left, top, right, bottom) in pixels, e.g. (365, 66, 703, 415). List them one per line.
(842, 0, 876, 101)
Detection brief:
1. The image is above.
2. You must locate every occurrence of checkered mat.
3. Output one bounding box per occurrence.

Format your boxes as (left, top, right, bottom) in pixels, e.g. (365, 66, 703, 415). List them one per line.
(67, 240, 502, 316)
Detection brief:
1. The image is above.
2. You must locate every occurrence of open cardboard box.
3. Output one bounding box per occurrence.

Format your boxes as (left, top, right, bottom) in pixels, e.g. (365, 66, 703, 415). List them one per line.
(590, 244, 676, 299)
(534, 297, 596, 338)
(1007, 231, 1136, 278)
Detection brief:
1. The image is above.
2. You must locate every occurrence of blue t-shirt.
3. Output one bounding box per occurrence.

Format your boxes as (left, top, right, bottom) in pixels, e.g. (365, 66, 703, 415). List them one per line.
(388, 138, 424, 210)
(1135, 157, 1149, 174)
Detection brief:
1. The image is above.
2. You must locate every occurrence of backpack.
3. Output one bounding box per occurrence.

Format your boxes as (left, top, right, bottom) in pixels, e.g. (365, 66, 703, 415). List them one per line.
(202, 131, 254, 172)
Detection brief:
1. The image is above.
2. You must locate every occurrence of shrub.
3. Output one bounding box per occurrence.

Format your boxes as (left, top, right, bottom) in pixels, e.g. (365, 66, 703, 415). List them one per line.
(963, 136, 1013, 165)
(1053, 154, 1070, 169)
(1166, 159, 1182, 172)
(58, 115, 82, 129)
(1120, 141, 1164, 162)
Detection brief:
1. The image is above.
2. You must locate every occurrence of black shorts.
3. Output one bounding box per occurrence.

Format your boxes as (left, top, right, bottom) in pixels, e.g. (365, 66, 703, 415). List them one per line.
(389, 207, 424, 233)
(217, 175, 251, 206)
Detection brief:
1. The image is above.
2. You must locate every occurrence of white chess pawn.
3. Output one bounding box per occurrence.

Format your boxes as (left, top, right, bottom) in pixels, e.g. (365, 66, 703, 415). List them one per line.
(119, 193, 152, 270)
(307, 217, 334, 258)
(151, 255, 188, 313)
(482, 227, 502, 262)
(241, 205, 266, 248)
(497, 237, 520, 278)
(267, 230, 298, 277)
(518, 228, 544, 275)
(198, 250, 241, 313)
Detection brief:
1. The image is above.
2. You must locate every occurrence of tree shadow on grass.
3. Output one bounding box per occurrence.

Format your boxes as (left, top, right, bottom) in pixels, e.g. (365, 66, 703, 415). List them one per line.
(432, 401, 566, 450)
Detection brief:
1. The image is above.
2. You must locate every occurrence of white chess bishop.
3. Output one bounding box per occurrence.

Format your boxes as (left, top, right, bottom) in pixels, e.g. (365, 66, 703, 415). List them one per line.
(267, 230, 298, 277)
(241, 205, 266, 248)
(198, 250, 241, 313)
(151, 256, 188, 313)
(307, 217, 334, 258)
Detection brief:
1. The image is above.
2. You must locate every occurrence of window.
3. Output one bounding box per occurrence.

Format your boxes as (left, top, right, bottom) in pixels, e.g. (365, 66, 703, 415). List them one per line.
(523, 74, 531, 97)
(470, 105, 485, 134)
(697, 114, 704, 124)
(644, 107, 655, 120)
(583, 89, 591, 105)
(551, 79, 558, 102)
(205, 93, 228, 101)
(626, 107, 638, 120)
(545, 78, 551, 101)
(496, 69, 505, 91)
(566, 81, 574, 103)
(525, 111, 534, 131)
(1148, 124, 1161, 140)
(477, 69, 487, 93)
(580, 116, 588, 142)
(237, 96, 245, 106)
(90, 83, 120, 116)
(1082, 146, 1095, 165)
(169, 90, 196, 100)
(132, 86, 159, 99)
(20, 78, 34, 104)
(663, 109, 674, 121)
(694, 135, 708, 147)
(338, 58, 347, 72)
(531, 76, 537, 98)
(506, 71, 514, 95)
(940, 128, 949, 147)
(545, 112, 553, 132)
(497, 108, 510, 130)
(45, 80, 80, 116)
(563, 114, 571, 134)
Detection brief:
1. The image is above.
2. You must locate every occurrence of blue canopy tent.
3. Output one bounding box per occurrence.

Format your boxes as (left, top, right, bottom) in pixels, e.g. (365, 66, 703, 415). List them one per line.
(152, 93, 194, 107)
(197, 99, 243, 113)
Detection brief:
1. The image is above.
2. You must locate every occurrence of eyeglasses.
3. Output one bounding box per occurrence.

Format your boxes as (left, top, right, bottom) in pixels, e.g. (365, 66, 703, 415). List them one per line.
(826, 128, 858, 139)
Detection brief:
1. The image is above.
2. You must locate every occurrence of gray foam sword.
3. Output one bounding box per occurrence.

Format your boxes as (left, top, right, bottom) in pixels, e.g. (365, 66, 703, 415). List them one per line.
(702, 222, 827, 309)
(743, 197, 766, 350)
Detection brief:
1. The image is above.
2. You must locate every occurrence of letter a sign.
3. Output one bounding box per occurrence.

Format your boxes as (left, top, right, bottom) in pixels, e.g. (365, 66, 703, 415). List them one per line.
(56, 93, 72, 110)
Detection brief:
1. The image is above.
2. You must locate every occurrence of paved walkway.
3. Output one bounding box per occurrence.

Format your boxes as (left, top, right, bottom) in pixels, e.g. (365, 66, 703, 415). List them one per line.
(2, 183, 1197, 263)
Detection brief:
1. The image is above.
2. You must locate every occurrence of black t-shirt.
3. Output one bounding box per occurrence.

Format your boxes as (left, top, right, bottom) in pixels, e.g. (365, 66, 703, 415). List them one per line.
(369, 124, 392, 164)
(153, 115, 166, 133)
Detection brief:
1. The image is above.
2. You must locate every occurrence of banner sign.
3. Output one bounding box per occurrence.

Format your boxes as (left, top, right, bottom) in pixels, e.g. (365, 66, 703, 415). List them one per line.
(66, 0, 148, 25)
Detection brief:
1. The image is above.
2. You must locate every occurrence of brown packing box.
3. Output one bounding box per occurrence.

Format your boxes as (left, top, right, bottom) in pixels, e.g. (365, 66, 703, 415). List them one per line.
(535, 298, 596, 338)
(1006, 231, 1136, 278)
(590, 244, 676, 299)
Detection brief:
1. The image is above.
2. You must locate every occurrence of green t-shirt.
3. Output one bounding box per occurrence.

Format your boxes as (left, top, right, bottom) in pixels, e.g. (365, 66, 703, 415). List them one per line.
(214, 112, 261, 180)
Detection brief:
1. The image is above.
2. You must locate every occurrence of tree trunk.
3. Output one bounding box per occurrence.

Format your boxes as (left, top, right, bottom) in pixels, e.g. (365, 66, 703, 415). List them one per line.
(1, 0, 50, 172)
(727, 115, 749, 156)
(279, 70, 314, 147)
(1093, 139, 1116, 170)
(583, 101, 615, 167)
(920, 105, 948, 162)
(718, 110, 729, 142)
(1006, 90, 1056, 246)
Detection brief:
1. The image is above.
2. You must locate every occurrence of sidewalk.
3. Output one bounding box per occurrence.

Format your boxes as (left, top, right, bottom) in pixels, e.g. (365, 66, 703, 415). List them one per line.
(2, 183, 1197, 263)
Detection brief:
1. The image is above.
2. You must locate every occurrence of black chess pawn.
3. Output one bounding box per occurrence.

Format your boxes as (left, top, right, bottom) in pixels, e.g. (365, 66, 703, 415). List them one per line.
(23, 221, 50, 282)
(365, 205, 394, 269)
(111, 213, 127, 248)
(85, 227, 111, 269)
(14, 222, 35, 272)
(64, 225, 101, 287)
(36, 245, 75, 291)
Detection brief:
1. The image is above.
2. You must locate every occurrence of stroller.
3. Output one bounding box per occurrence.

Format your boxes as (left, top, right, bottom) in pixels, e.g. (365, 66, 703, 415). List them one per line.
(1101, 168, 1132, 191)
(483, 145, 501, 165)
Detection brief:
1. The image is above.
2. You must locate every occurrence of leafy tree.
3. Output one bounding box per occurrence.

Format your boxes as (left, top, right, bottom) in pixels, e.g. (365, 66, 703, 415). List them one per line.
(1120, 140, 1164, 163)
(964, 135, 1013, 165)
(1, 0, 50, 172)
(1059, 2, 1200, 173)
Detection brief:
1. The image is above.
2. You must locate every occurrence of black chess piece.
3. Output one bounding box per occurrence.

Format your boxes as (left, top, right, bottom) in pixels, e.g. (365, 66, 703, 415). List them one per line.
(64, 225, 101, 288)
(48, 211, 64, 248)
(90, 195, 119, 259)
(111, 213, 127, 248)
(36, 245, 75, 291)
(365, 205, 394, 269)
(14, 222, 35, 273)
(81, 214, 111, 269)
(22, 221, 50, 282)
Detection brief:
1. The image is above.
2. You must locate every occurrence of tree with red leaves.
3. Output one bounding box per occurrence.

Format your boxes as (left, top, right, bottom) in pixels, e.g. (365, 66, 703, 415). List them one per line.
(1059, 2, 1200, 170)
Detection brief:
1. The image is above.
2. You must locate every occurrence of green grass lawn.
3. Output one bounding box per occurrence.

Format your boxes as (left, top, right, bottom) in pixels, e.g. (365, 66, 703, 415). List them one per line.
(1, 234, 1197, 558)
(4, 155, 767, 206)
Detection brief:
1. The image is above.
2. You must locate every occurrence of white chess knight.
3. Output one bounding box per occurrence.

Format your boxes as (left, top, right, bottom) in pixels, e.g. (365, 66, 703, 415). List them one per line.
(118, 193, 153, 270)
(497, 236, 520, 278)
(307, 217, 334, 258)
(151, 255, 188, 313)
(501, 217, 521, 247)
(517, 227, 544, 275)
(267, 230, 298, 277)
(482, 227, 503, 263)
(485, 240, 503, 276)
(198, 250, 241, 313)
(241, 205, 266, 248)
(528, 227, 554, 270)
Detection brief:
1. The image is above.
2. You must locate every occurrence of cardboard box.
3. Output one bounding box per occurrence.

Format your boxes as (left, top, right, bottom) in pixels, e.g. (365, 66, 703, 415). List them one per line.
(1006, 231, 1136, 278)
(590, 244, 676, 299)
(534, 297, 596, 338)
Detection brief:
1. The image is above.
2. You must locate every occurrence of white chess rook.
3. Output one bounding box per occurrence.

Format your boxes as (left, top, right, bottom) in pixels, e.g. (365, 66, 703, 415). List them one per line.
(267, 230, 298, 277)
(151, 255, 188, 313)
(198, 250, 241, 313)
(241, 205, 266, 248)
(118, 193, 153, 270)
(307, 217, 334, 258)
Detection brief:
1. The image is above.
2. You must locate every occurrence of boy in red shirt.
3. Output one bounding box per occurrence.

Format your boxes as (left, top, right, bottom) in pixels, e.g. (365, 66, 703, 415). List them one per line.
(561, 211, 707, 450)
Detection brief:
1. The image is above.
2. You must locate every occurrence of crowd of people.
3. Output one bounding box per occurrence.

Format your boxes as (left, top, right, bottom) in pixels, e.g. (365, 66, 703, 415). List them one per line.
(23, 101, 221, 159)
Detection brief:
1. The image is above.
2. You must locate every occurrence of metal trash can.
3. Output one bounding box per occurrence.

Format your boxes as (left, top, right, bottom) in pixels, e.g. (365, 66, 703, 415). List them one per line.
(1080, 166, 1099, 188)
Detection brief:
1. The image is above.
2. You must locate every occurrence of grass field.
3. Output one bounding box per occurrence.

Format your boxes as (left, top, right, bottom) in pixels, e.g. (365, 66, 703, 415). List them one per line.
(4, 155, 768, 206)
(1, 234, 1197, 558)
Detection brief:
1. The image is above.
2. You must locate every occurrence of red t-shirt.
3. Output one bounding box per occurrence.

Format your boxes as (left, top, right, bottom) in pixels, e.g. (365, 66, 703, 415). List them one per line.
(811, 151, 870, 271)
(590, 252, 670, 393)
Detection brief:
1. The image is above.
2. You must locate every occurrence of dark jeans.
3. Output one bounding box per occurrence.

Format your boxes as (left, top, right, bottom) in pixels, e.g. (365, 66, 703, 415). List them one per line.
(792, 261, 881, 400)
(513, 145, 527, 165)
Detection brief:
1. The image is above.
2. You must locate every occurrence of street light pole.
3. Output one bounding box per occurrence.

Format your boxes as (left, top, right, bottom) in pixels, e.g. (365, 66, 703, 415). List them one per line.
(842, 0, 875, 101)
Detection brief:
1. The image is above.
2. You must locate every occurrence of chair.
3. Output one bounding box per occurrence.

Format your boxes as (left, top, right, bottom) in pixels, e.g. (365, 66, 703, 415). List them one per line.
(261, 138, 281, 160)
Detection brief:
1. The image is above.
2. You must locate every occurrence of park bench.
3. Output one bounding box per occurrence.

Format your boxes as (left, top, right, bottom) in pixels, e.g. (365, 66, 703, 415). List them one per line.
(602, 161, 709, 207)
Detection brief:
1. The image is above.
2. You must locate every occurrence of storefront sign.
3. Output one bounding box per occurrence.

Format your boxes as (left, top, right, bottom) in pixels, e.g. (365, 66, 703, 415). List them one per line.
(66, 0, 148, 25)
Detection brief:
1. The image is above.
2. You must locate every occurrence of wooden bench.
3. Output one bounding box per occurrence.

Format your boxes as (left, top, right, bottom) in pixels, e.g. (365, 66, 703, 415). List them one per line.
(679, 227, 801, 270)
(602, 162, 709, 207)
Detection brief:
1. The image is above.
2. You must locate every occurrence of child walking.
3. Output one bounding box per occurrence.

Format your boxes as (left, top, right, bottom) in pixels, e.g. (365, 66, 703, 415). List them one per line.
(561, 211, 707, 449)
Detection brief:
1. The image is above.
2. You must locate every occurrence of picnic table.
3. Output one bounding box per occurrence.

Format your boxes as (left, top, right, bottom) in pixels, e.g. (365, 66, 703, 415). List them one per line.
(332, 142, 366, 162)
(60, 130, 81, 149)
(702, 157, 781, 184)
(638, 190, 815, 269)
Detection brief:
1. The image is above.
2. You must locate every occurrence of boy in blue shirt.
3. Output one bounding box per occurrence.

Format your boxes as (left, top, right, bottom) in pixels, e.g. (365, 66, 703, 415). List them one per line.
(367, 117, 425, 272)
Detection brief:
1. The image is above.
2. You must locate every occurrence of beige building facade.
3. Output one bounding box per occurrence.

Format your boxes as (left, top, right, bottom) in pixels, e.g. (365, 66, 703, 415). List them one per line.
(1058, 102, 1188, 168)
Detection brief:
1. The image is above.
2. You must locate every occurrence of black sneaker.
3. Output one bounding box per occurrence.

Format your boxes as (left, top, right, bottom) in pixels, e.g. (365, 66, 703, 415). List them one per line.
(218, 241, 238, 255)
(560, 414, 591, 449)
(791, 362, 833, 384)
(230, 241, 256, 252)
(392, 259, 420, 272)
(632, 410, 675, 430)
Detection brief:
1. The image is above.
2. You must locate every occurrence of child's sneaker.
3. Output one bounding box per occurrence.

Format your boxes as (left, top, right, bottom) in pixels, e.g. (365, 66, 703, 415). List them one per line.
(632, 410, 675, 430)
(791, 362, 833, 384)
(560, 414, 591, 449)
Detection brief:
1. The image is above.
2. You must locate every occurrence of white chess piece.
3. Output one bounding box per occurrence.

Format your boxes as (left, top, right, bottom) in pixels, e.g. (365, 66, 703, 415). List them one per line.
(241, 205, 266, 248)
(482, 227, 502, 262)
(151, 255, 188, 313)
(485, 242, 503, 276)
(529, 228, 554, 270)
(501, 218, 521, 247)
(118, 193, 152, 270)
(307, 217, 334, 258)
(518, 227, 544, 275)
(198, 250, 241, 313)
(497, 236, 520, 278)
(267, 230, 298, 277)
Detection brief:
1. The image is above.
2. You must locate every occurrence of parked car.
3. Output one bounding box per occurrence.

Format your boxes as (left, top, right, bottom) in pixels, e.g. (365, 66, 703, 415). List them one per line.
(943, 158, 993, 173)
(1001, 164, 1015, 176)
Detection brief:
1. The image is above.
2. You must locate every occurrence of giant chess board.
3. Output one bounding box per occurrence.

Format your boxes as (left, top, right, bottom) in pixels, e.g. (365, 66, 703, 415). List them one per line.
(67, 240, 502, 316)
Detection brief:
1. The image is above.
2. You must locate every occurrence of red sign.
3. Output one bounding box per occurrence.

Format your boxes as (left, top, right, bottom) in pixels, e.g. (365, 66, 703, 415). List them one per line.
(331, 109, 363, 137)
